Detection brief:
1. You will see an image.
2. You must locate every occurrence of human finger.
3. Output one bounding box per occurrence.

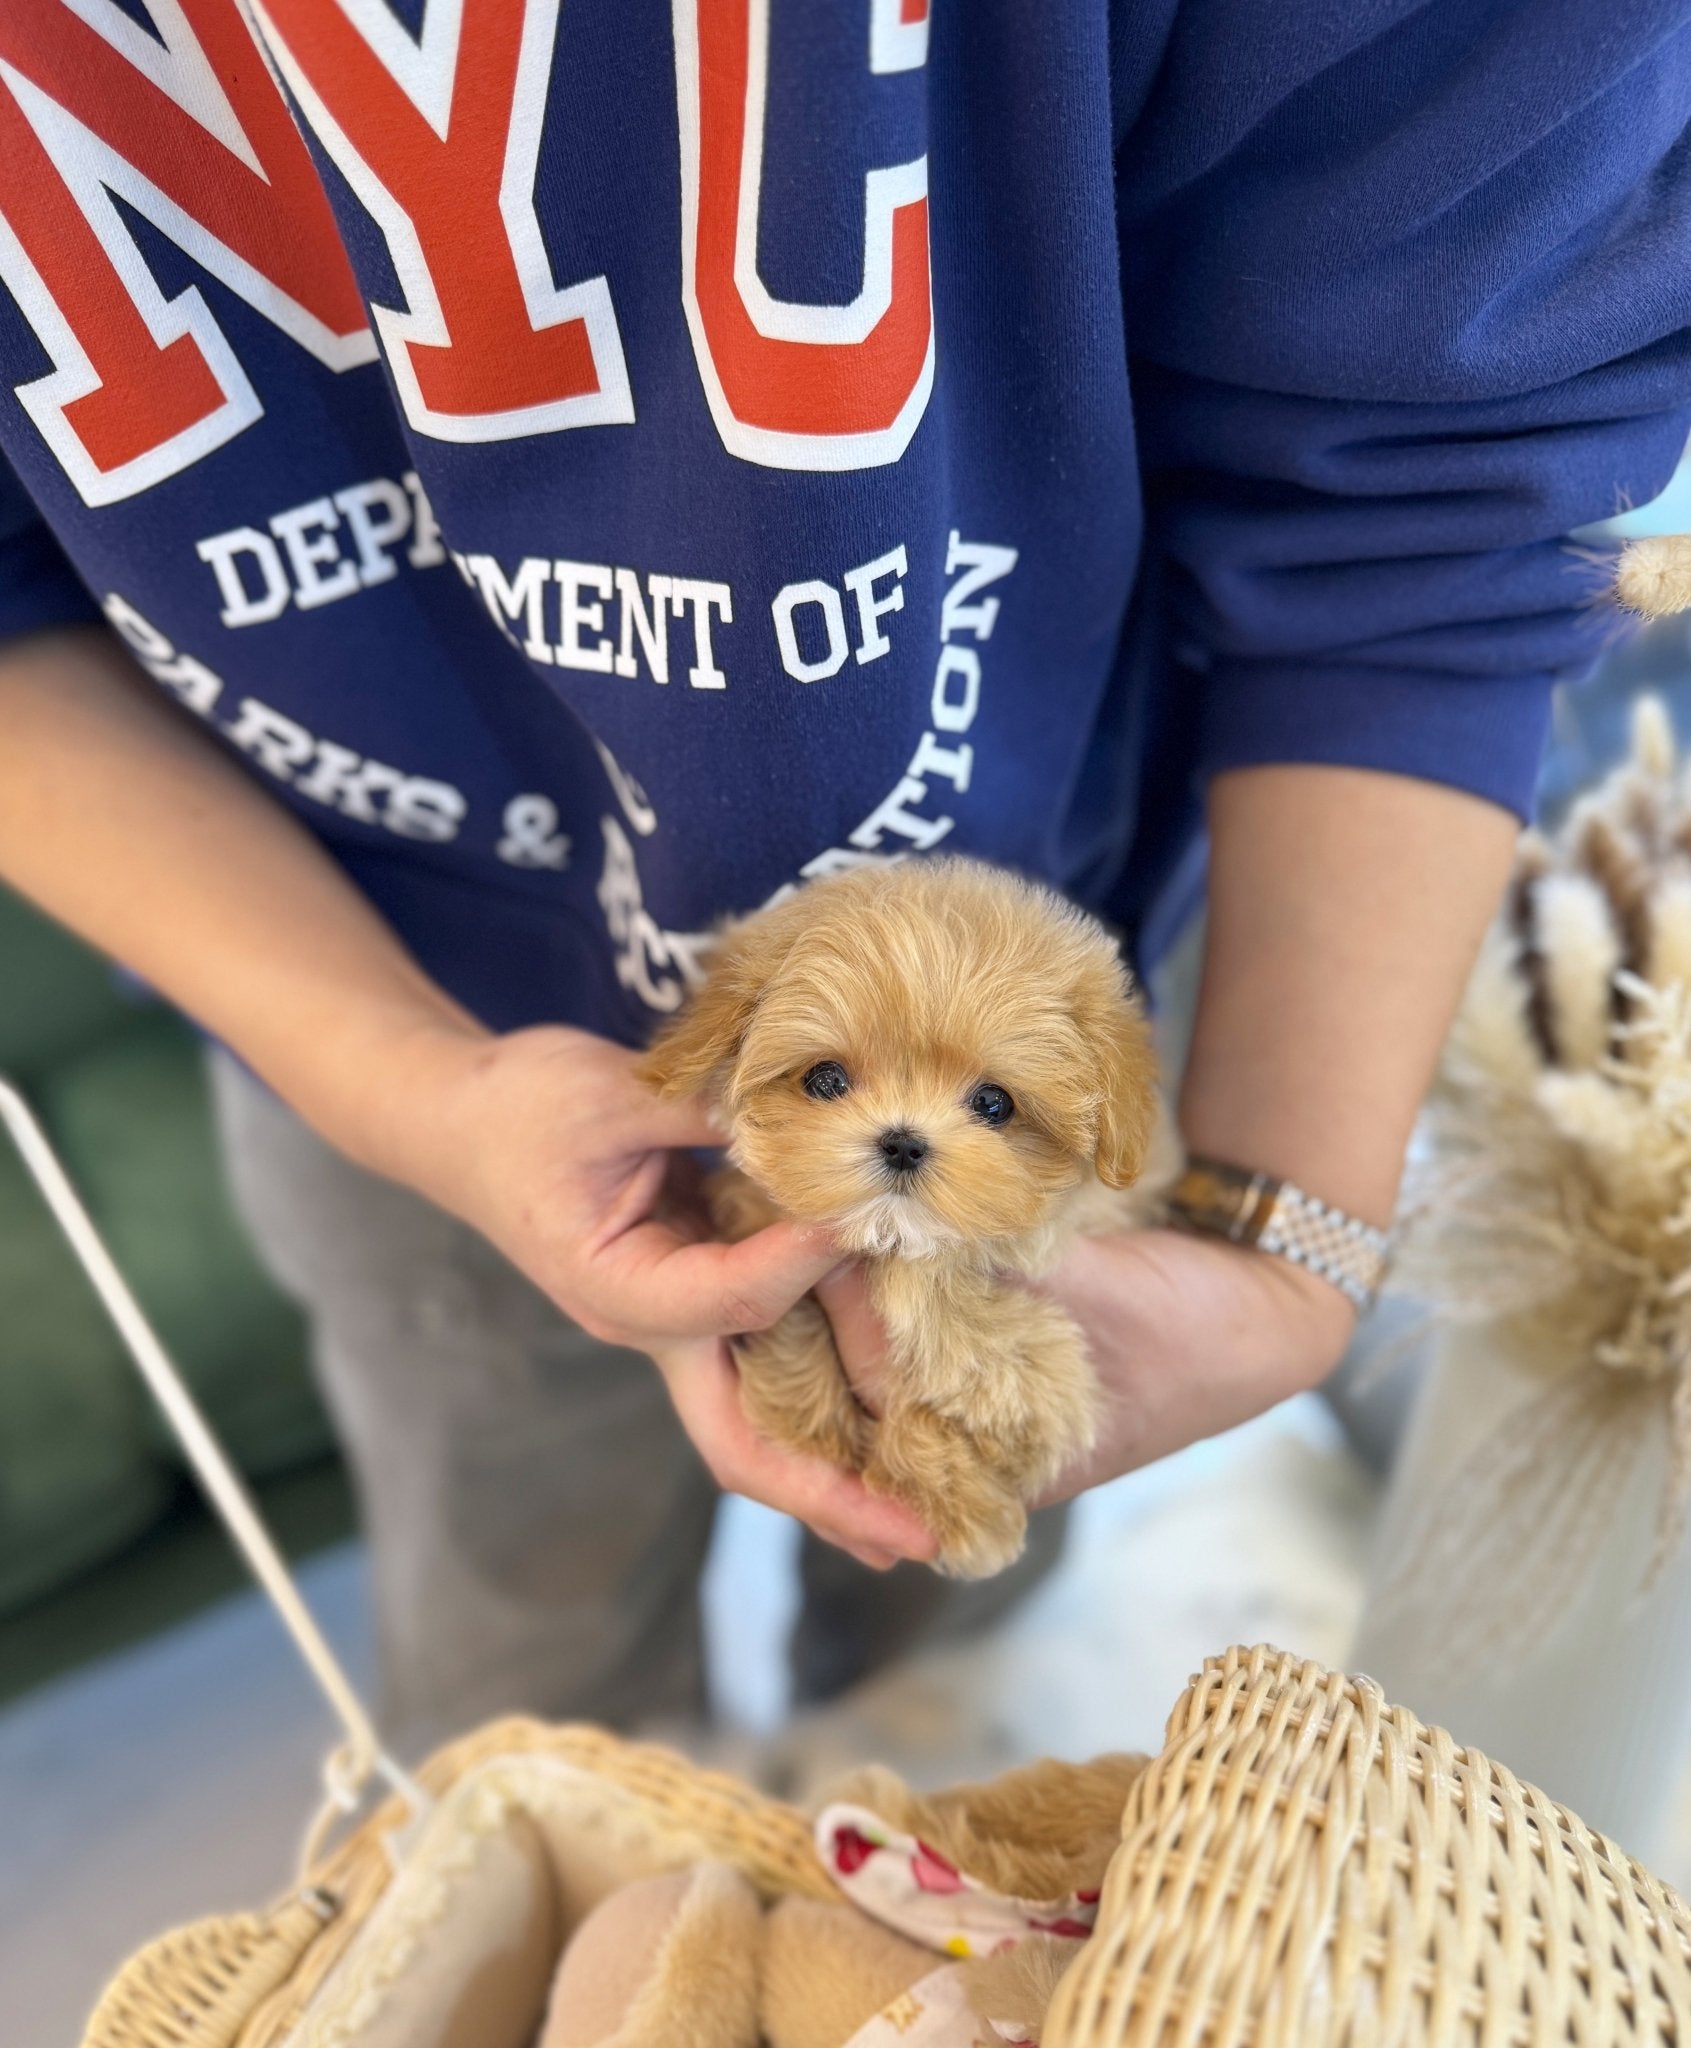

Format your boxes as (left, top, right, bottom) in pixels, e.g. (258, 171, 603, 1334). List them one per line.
(660, 1341, 934, 1559)
(598, 1217, 843, 1341)
(813, 1263, 891, 1416)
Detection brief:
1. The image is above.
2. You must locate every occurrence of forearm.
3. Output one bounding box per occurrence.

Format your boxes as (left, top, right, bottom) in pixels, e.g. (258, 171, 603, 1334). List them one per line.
(0, 627, 925, 1557)
(0, 626, 484, 1179)
(1179, 763, 1520, 1228)
(1013, 764, 1524, 1494)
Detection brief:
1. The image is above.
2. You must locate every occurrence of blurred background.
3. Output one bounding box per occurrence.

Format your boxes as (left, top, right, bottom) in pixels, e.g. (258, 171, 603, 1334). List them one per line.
(4, 463, 1691, 2048)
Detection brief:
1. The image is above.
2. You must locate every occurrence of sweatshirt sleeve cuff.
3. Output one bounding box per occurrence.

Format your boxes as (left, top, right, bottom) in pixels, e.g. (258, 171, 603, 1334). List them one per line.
(1196, 661, 1555, 821)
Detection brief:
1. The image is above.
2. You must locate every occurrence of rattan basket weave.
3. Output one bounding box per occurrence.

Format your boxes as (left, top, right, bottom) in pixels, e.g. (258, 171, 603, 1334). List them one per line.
(82, 1642, 1691, 2048)
(80, 1716, 837, 2048)
(1053, 1643, 1691, 2045)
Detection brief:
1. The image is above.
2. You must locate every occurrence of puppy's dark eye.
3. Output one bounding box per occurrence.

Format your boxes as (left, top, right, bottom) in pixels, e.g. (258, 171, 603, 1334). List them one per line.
(802, 1060, 851, 1101)
(969, 1083, 1014, 1127)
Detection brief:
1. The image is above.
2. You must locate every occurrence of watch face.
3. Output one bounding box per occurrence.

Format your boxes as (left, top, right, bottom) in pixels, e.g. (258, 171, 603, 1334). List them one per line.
(1171, 1171, 1277, 1245)
(1175, 1164, 1271, 1244)
(1178, 1168, 1238, 1229)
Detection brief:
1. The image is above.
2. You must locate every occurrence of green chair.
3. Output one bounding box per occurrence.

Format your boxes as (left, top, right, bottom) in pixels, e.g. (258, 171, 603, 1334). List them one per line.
(0, 883, 335, 1664)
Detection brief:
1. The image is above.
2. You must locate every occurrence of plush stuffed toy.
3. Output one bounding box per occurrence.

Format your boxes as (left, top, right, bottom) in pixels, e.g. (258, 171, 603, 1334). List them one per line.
(532, 1753, 1144, 2048)
(534, 1865, 935, 2048)
(535, 1863, 765, 2048)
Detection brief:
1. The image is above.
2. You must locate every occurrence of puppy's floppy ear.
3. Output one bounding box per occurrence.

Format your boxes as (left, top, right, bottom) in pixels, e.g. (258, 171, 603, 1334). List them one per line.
(637, 912, 789, 1101)
(1075, 953, 1157, 1189)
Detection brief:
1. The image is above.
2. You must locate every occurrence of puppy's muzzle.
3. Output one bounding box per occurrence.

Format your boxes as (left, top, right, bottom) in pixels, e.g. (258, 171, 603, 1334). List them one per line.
(877, 1127, 929, 1178)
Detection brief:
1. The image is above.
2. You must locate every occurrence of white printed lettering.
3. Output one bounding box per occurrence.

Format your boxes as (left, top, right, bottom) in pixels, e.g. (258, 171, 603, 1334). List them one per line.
(384, 777, 466, 843)
(930, 644, 980, 732)
(402, 471, 446, 568)
(332, 478, 412, 588)
(613, 568, 673, 683)
(843, 544, 907, 664)
(848, 775, 953, 852)
(100, 592, 477, 847)
(467, 552, 554, 663)
(497, 793, 571, 868)
(556, 559, 615, 673)
(940, 531, 1018, 643)
(196, 526, 291, 627)
(269, 494, 359, 610)
(103, 591, 224, 714)
(907, 730, 971, 792)
(668, 576, 732, 690)
(102, 591, 174, 665)
(293, 739, 404, 821)
(772, 578, 849, 683)
(598, 816, 711, 1012)
(195, 472, 446, 624)
(152, 652, 224, 716)
(224, 696, 315, 778)
(797, 529, 1015, 878)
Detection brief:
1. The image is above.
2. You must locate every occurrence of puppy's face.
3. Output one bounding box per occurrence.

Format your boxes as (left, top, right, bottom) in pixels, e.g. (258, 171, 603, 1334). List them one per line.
(641, 862, 1155, 1257)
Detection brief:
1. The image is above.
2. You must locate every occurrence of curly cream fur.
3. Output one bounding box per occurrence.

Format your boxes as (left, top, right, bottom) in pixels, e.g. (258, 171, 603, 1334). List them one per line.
(641, 859, 1158, 1578)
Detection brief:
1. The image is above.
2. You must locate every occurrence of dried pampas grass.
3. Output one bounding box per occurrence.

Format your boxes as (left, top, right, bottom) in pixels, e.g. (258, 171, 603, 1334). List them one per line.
(1613, 534, 1691, 619)
(1377, 695, 1691, 1677)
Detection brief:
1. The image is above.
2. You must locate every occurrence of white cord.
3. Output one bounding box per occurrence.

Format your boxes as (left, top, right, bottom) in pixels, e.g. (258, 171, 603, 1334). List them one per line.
(0, 1074, 428, 1848)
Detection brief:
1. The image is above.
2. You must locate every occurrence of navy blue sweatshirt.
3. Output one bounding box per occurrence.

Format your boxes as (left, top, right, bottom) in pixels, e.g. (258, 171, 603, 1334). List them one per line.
(0, 0, 1688, 1038)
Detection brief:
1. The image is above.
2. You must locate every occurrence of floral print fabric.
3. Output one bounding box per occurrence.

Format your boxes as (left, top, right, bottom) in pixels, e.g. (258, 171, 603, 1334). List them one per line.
(817, 1801, 1100, 2047)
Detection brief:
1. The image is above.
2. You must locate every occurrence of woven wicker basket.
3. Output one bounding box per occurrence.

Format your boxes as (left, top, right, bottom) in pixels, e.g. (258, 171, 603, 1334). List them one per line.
(80, 1716, 837, 2048)
(82, 1642, 1691, 2048)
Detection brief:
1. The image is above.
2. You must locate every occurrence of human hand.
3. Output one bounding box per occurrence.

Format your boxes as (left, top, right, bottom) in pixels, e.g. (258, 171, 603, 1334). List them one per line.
(374, 1020, 933, 1566)
(1026, 1225, 1357, 1499)
(815, 1226, 1355, 1506)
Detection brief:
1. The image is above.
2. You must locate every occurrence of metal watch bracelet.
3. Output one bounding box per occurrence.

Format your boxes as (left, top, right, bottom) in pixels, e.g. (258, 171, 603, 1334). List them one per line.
(1165, 1155, 1388, 1312)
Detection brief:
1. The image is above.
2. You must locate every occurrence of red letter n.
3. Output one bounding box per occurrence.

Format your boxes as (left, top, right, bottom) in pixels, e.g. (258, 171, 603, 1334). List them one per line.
(0, 0, 372, 505)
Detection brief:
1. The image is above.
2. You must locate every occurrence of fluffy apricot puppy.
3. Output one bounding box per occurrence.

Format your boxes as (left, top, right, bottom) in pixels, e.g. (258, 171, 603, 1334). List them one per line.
(639, 858, 1156, 1577)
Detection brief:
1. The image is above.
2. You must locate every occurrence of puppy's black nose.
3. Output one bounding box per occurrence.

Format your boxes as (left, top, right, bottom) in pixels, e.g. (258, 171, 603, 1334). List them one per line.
(878, 1127, 928, 1176)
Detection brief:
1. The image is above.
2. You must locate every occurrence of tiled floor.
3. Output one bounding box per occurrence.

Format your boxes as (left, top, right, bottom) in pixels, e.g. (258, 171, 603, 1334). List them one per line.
(2, 1397, 1371, 2048)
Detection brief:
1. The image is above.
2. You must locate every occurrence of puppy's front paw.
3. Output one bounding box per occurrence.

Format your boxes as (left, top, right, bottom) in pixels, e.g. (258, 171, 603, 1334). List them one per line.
(735, 1297, 868, 1473)
(986, 1299, 1099, 1497)
(863, 1405, 1028, 1580)
(931, 1494, 1028, 1581)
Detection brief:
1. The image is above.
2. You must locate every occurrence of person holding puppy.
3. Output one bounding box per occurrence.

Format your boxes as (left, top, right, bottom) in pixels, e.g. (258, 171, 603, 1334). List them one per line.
(0, 0, 1687, 1737)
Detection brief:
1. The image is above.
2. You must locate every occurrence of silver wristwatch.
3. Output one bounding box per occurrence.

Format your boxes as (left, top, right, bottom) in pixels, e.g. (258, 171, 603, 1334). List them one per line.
(1166, 1156, 1388, 1312)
